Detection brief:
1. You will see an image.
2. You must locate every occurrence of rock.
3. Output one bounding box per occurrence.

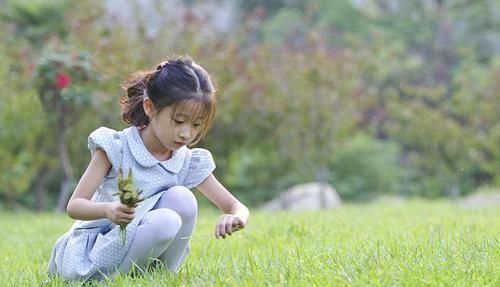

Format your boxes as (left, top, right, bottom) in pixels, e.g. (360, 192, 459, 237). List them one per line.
(261, 182, 342, 211)
(460, 191, 500, 208)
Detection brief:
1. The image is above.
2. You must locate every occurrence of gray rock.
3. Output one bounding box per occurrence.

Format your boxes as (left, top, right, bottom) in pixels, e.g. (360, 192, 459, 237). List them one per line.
(261, 182, 342, 211)
(460, 191, 500, 208)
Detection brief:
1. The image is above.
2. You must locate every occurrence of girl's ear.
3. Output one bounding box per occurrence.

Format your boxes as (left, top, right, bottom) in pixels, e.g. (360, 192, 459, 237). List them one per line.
(143, 97, 154, 117)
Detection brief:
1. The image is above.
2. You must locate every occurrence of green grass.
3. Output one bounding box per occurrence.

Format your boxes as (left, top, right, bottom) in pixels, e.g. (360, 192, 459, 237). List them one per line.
(1, 199, 499, 286)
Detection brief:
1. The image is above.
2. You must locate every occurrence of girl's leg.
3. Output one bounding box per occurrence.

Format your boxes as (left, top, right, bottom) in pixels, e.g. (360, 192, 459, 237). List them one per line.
(118, 208, 182, 274)
(118, 186, 197, 274)
(153, 186, 198, 272)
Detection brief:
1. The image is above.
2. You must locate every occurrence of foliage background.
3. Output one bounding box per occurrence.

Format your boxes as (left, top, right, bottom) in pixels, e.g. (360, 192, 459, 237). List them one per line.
(0, 0, 499, 210)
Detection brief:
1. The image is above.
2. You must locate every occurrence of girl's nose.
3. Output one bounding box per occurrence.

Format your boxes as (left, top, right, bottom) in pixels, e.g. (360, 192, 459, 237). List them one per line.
(179, 130, 190, 140)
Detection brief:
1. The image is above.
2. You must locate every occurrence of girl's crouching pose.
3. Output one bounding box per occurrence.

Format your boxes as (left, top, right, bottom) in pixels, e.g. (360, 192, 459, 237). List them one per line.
(47, 56, 249, 281)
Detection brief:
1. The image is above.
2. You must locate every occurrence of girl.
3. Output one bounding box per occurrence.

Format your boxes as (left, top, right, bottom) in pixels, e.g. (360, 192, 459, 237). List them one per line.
(47, 56, 249, 281)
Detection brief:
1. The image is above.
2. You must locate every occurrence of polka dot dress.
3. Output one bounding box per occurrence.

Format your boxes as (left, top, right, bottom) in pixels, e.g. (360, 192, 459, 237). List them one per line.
(47, 126, 215, 281)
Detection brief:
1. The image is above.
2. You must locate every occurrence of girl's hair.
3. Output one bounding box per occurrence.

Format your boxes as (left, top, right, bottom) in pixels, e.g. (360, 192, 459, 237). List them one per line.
(121, 56, 216, 145)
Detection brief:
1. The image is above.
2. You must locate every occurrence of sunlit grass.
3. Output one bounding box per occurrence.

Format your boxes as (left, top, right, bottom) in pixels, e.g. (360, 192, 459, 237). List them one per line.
(1, 199, 498, 286)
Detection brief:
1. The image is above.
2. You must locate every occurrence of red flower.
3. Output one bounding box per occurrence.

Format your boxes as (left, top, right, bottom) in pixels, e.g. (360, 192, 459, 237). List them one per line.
(55, 72, 71, 89)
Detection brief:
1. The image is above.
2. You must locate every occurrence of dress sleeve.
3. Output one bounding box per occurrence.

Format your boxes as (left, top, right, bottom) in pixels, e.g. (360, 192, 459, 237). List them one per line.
(88, 127, 123, 178)
(183, 148, 216, 189)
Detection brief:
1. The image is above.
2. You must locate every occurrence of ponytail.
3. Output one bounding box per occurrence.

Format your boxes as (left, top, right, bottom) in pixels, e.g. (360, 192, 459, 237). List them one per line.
(120, 71, 157, 126)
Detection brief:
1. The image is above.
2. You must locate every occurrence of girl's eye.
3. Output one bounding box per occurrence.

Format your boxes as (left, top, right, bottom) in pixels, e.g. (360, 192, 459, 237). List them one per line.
(174, 120, 184, 124)
(193, 123, 201, 127)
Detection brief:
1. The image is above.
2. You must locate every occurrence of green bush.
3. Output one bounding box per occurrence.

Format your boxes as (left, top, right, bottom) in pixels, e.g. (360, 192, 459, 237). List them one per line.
(218, 145, 307, 206)
(330, 134, 401, 201)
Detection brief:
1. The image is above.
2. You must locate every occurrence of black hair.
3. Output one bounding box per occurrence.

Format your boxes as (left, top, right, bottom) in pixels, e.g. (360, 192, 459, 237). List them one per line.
(120, 56, 216, 145)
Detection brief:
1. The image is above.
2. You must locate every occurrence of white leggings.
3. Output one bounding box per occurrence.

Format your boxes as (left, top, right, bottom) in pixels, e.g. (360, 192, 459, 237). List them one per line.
(118, 186, 197, 274)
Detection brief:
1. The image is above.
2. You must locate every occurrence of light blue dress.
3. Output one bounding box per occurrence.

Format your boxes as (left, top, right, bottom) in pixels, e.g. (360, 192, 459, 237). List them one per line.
(47, 126, 215, 281)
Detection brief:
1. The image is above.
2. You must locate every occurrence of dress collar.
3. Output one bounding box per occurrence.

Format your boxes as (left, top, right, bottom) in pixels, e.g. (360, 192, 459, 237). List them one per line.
(125, 126, 187, 173)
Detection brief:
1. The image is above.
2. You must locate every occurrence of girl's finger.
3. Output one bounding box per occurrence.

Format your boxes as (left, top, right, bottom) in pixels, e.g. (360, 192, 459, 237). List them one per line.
(122, 206, 135, 214)
(226, 220, 234, 235)
(214, 221, 221, 239)
(123, 214, 135, 221)
(217, 216, 229, 239)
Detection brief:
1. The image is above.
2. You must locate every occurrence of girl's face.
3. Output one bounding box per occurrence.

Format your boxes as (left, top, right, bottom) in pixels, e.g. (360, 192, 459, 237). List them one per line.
(148, 102, 204, 152)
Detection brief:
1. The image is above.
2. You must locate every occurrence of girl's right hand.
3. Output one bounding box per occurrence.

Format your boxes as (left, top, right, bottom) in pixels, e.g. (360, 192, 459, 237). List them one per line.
(106, 202, 135, 225)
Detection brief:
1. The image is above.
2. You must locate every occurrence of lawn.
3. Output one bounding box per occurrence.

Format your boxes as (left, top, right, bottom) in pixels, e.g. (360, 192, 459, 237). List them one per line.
(0, 199, 498, 286)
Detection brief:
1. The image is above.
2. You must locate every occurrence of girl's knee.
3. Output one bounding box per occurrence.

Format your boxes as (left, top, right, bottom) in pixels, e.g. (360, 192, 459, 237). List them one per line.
(148, 209, 182, 243)
(165, 186, 198, 219)
(168, 186, 196, 201)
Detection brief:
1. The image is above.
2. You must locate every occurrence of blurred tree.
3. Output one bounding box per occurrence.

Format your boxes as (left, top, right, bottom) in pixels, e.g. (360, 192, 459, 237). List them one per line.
(0, 71, 50, 208)
(1, 0, 498, 208)
(315, 0, 367, 35)
(240, 0, 294, 17)
(261, 7, 307, 48)
(1, 0, 69, 48)
(203, 34, 367, 202)
(449, 0, 500, 63)
(1, 0, 100, 210)
(0, 25, 56, 209)
(269, 47, 362, 183)
(35, 48, 95, 210)
(257, 0, 367, 49)
(353, 0, 500, 197)
(385, 84, 472, 197)
(449, 50, 500, 187)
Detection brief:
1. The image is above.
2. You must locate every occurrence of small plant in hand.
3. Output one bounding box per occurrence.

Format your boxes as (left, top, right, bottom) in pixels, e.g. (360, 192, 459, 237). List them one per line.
(113, 168, 144, 244)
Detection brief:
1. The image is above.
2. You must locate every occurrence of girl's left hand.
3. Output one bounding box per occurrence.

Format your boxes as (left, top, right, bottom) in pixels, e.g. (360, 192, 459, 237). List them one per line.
(215, 214, 246, 239)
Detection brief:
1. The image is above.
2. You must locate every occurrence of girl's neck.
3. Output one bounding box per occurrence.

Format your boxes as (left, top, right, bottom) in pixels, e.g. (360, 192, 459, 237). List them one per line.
(138, 125, 172, 161)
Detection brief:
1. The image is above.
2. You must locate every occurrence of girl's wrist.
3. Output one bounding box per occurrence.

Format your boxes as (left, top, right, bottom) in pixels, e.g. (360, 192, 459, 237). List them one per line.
(102, 202, 111, 219)
(232, 204, 249, 225)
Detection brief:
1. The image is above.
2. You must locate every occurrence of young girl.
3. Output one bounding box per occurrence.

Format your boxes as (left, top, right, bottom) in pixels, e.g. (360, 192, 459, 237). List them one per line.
(47, 56, 249, 281)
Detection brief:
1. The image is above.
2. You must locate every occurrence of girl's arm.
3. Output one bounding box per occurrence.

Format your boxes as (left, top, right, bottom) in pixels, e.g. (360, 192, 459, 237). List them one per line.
(66, 149, 134, 225)
(197, 174, 249, 239)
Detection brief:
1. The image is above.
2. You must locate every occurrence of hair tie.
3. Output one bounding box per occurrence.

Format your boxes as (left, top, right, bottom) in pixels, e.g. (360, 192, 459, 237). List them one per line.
(156, 61, 169, 71)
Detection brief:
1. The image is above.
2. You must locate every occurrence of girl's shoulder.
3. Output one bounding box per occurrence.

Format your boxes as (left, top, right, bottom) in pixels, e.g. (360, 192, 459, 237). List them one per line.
(89, 126, 125, 139)
(88, 127, 126, 153)
(88, 126, 122, 137)
(181, 147, 216, 189)
(88, 126, 127, 177)
(189, 147, 213, 160)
